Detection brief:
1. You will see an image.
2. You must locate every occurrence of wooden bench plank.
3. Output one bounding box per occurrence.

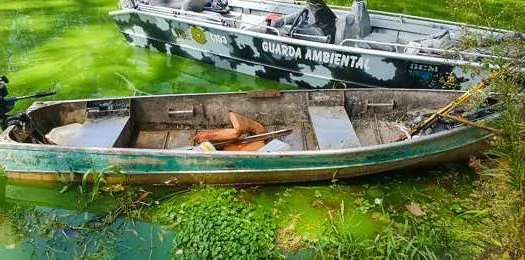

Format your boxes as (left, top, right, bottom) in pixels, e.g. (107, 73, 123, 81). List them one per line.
(308, 106, 361, 150)
(281, 126, 305, 151)
(67, 116, 130, 148)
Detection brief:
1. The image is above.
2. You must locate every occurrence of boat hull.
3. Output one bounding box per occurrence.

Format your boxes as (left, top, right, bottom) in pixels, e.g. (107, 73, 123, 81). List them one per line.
(0, 126, 490, 185)
(110, 10, 489, 89)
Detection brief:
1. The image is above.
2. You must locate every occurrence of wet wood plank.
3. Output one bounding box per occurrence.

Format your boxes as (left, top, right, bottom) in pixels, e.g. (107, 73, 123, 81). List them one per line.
(134, 131, 168, 149)
(281, 126, 305, 151)
(303, 123, 318, 151)
(266, 125, 305, 151)
(166, 130, 195, 149)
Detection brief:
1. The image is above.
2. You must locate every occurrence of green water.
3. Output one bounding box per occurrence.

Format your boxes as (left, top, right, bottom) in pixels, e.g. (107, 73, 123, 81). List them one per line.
(0, 0, 287, 113)
(0, 1, 487, 259)
(0, 169, 481, 259)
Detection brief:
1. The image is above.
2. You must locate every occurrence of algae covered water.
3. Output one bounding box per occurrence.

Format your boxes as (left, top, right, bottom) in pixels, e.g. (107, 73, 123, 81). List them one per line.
(1, 168, 484, 259)
(0, 0, 491, 259)
(0, 0, 286, 113)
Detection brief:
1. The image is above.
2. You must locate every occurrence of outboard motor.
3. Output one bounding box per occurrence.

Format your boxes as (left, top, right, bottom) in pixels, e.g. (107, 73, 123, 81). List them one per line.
(0, 75, 56, 130)
(304, 0, 337, 42)
(271, 0, 336, 43)
(0, 76, 14, 128)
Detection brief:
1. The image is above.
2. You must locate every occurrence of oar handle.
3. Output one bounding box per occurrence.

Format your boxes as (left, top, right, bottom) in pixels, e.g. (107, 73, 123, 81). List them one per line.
(213, 129, 293, 149)
(16, 91, 56, 100)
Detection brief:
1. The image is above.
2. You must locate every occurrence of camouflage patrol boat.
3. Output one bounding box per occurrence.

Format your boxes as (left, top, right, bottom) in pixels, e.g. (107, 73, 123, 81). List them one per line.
(0, 88, 495, 185)
(110, 0, 520, 89)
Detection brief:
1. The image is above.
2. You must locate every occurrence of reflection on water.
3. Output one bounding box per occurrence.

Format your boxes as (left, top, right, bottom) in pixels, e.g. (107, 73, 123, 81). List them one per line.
(0, 181, 176, 259)
(0, 0, 289, 113)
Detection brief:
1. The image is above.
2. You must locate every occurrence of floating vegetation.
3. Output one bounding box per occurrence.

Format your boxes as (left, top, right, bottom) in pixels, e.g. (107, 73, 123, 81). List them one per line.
(1, 166, 503, 259)
(1, 177, 170, 259)
(0, 213, 19, 249)
(153, 186, 278, 259)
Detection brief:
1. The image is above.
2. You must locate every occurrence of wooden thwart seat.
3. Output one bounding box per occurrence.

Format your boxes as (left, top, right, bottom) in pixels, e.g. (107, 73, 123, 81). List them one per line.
(308, 106, 361, 150)
(64, 116, 131, 148)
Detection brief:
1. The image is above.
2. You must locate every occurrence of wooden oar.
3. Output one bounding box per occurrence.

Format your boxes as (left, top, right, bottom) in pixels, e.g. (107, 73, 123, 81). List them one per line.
(397, 72, 500, 141)
(438, 113, 503, 135)
(213, 128, 293, 149)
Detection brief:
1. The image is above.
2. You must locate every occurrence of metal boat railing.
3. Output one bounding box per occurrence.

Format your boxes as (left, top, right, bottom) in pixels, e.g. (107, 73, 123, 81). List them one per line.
(136, 3, 281, 36)
(338, 38, 508, 61)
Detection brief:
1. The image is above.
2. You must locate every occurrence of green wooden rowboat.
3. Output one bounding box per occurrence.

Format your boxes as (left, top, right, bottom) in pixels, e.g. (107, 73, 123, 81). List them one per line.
(0, 89, 494, 185)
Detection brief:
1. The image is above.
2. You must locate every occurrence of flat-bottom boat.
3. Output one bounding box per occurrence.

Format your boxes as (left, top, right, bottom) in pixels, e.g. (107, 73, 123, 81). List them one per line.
(0, 89, 494, 185)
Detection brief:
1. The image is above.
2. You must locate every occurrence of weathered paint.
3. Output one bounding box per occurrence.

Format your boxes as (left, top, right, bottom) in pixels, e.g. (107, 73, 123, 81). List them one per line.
(0, 125, 491, 185)
(109, 5, 493, 90)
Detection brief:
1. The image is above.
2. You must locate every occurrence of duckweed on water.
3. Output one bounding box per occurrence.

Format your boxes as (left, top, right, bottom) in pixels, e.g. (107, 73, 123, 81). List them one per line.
(153, 187, 278, 259)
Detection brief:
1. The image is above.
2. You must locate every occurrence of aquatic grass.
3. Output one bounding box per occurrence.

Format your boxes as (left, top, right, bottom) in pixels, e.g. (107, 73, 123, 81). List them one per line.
(2, 177, 166, 259)
(313, 205, 473, 260)
(79, 165, 124, 200)
(477, 68, 525, 258)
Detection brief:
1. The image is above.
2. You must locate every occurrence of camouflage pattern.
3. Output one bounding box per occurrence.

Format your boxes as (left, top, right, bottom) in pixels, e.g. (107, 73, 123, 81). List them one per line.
(110, 8, 490, 89)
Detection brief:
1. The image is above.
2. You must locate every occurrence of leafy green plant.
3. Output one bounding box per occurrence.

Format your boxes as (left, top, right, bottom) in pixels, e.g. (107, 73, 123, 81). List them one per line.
(154, 186, 278, 259)
(354, 197, 374, 214)
(67, 165, 124, 210)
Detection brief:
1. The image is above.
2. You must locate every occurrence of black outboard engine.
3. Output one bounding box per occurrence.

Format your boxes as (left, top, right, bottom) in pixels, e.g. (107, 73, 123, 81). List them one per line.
(306, 0, 337, 42)
(0, 75, 56, 130)
(271, 0, 336, 43)
(0, 75, 7, 96)
(0, 76, 15, 128)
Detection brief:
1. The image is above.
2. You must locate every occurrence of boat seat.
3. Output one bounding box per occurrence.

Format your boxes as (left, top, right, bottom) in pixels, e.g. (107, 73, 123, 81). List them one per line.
(360, 31, 399, 52)
(155, 0, 206, 12)
(59, 116, 131, 148)
(334, 0, 372, 44)
(308, 106, 361, 150)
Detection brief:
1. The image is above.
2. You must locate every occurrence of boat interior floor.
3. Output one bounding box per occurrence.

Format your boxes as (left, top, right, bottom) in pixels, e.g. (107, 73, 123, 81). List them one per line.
(130, 117, 408, 151)
(8, 90, 469, 151)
